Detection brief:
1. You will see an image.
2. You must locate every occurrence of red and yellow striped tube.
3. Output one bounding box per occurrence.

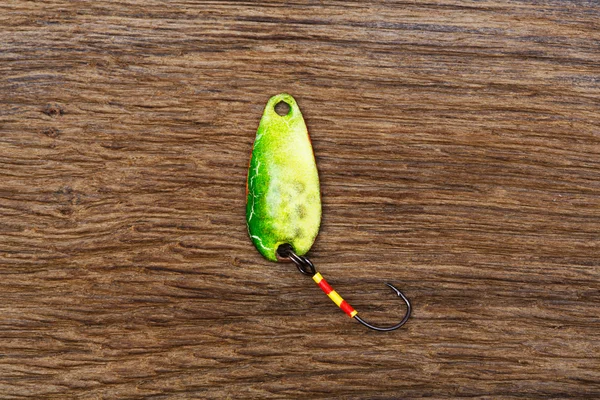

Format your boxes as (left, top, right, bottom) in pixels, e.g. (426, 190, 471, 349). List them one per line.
(312, 272, 358, 318)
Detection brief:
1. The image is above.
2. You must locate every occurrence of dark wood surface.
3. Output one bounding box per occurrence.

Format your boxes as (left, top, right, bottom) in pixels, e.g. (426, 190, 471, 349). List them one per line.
(1, 1, 599, 398)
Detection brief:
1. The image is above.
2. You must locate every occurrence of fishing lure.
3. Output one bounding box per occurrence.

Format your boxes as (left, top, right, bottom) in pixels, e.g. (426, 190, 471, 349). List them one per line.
(246, 93, 411, 331)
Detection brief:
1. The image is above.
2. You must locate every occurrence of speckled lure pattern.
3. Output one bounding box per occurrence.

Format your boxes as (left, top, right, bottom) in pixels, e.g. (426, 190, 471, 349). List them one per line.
(246, 93, 321, 261)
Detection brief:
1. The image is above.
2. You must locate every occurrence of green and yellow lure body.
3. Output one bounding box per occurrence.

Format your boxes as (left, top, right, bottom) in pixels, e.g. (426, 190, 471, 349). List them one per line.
(246, 94, 321, 261)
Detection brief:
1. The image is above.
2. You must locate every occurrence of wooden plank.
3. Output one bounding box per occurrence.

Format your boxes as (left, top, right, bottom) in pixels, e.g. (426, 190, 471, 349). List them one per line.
(1, 1, 599, 398)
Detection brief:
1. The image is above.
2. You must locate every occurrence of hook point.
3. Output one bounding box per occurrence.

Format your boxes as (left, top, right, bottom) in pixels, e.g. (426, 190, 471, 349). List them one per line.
(384, 282, 402, 296)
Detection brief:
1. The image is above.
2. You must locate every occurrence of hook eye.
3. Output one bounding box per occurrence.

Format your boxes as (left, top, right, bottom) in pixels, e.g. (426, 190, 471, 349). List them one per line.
(277, 244, 316, 275)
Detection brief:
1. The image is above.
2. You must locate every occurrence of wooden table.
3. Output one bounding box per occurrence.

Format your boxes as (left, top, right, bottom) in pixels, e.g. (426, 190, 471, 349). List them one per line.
(1, 1, 599, 398)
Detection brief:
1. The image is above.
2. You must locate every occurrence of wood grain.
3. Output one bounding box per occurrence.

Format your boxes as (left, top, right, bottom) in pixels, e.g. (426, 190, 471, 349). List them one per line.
(1, 1, 599, 398)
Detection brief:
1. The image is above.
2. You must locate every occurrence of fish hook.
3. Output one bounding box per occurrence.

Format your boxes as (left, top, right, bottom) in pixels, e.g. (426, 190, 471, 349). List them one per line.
(277, 244, 411, 332)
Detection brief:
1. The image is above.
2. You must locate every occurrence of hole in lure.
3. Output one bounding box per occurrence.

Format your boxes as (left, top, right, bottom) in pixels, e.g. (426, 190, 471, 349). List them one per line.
(276, 243, 295, 262)
(274, 101, 291, 116)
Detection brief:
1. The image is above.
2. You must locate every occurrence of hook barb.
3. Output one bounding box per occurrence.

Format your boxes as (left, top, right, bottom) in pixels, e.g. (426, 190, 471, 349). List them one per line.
(353, 282, 411, 332)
